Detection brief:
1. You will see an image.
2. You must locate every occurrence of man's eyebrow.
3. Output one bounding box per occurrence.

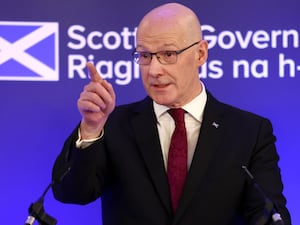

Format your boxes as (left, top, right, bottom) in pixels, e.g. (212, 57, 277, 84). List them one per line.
(135, 43, 177, 51)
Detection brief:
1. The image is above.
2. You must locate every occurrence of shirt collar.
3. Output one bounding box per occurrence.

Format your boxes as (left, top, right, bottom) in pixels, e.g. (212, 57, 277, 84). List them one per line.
(153, 81, 207, 122)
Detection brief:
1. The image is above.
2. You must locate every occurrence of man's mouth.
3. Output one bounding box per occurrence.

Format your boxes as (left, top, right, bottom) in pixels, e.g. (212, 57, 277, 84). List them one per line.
(152, 83, 170, 88)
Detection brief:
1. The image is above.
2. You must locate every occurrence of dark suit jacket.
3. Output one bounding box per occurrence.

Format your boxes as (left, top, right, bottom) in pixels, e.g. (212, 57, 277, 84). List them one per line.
(52, 92, 291, 225)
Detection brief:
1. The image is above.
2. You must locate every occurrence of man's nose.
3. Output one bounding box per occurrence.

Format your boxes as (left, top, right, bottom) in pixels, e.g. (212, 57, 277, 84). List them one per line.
(148, 55, 163, 77)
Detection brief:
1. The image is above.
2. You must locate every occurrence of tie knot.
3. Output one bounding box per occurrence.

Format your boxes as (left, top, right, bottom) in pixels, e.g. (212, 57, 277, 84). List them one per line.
(168, 108, 185, 123)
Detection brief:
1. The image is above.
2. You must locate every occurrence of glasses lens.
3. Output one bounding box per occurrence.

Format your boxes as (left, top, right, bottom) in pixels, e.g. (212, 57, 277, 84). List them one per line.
(133, 50, 178, 65)
(133, 52, 151, 65)
(157, 51, 177, 64)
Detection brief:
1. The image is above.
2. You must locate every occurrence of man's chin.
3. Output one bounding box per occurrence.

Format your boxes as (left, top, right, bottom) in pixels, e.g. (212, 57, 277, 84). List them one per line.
(151, 95, 174, 107)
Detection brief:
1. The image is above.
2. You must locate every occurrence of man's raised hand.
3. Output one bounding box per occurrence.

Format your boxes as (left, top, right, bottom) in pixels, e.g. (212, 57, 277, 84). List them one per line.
(77, 62, 116, 139)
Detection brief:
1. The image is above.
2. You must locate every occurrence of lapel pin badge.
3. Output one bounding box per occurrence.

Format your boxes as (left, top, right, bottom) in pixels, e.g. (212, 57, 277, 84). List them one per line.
(212, 121, 219, 128)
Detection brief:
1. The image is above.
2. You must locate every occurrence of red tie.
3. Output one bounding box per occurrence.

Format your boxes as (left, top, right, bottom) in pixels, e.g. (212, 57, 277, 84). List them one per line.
(167, 108, 188, 212)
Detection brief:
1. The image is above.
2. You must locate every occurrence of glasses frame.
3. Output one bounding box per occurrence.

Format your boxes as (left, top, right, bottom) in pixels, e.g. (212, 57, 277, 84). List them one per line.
(132, 41, 200, 65)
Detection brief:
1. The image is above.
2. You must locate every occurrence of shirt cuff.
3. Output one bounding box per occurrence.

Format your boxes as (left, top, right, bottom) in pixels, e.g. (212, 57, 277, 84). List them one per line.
(75, 128, 103, 149)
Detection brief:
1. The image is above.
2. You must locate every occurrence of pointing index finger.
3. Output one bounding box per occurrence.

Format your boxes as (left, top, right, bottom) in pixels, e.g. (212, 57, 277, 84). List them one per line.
(87, 62, 102, 82)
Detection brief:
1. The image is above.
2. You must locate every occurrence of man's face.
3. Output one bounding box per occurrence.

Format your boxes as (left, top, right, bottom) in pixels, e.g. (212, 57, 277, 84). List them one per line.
(136, 32, 206, 108)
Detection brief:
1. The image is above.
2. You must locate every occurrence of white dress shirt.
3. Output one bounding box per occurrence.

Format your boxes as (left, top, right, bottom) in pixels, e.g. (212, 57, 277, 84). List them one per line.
(153, 83, 207, 170)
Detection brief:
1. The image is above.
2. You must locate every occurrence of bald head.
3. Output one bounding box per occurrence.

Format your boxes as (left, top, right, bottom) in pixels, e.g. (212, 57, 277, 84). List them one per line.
(136, 3, 202, 46)
(135, 3, 208, 108)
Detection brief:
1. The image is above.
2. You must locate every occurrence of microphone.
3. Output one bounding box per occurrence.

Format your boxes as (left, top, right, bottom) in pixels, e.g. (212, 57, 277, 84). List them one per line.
(25, 162, 72, 225)
(242, 165, 284, 225)
(24, 182, 57, 225)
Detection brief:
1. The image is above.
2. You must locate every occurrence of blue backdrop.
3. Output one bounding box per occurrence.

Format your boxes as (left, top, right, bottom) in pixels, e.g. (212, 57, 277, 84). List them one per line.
(1, 0, 299, 224)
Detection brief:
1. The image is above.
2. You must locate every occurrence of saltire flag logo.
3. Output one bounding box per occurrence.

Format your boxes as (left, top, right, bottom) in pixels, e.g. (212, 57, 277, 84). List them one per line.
(0, 21, 59, 81)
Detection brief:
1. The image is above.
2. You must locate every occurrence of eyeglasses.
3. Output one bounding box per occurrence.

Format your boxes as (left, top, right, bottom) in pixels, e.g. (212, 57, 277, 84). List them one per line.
(132, 41, 200, 65)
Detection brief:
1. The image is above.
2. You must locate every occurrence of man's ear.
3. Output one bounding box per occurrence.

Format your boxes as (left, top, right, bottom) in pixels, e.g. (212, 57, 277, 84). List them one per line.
(197, 40, 208, 66)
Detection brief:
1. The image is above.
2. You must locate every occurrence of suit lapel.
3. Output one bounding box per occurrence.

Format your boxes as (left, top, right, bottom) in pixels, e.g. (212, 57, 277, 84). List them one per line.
(173, 93, 226, 223)
(131, 97, 172, 215)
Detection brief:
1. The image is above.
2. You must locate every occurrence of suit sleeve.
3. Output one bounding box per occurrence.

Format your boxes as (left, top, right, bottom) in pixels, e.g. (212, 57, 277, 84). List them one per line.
(52, 125, 109, 205)
(244, 118, 291, 225)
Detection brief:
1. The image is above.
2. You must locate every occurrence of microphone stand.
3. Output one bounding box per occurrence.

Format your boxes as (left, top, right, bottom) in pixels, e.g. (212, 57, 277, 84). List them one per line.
(25, 162, 71, 225)
(25, 181, 57, 225)
(242, 165, 284, 225)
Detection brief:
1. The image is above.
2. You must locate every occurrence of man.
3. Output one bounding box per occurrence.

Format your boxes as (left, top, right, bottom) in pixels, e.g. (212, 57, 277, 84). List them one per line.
(52, 3, 291, 225)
